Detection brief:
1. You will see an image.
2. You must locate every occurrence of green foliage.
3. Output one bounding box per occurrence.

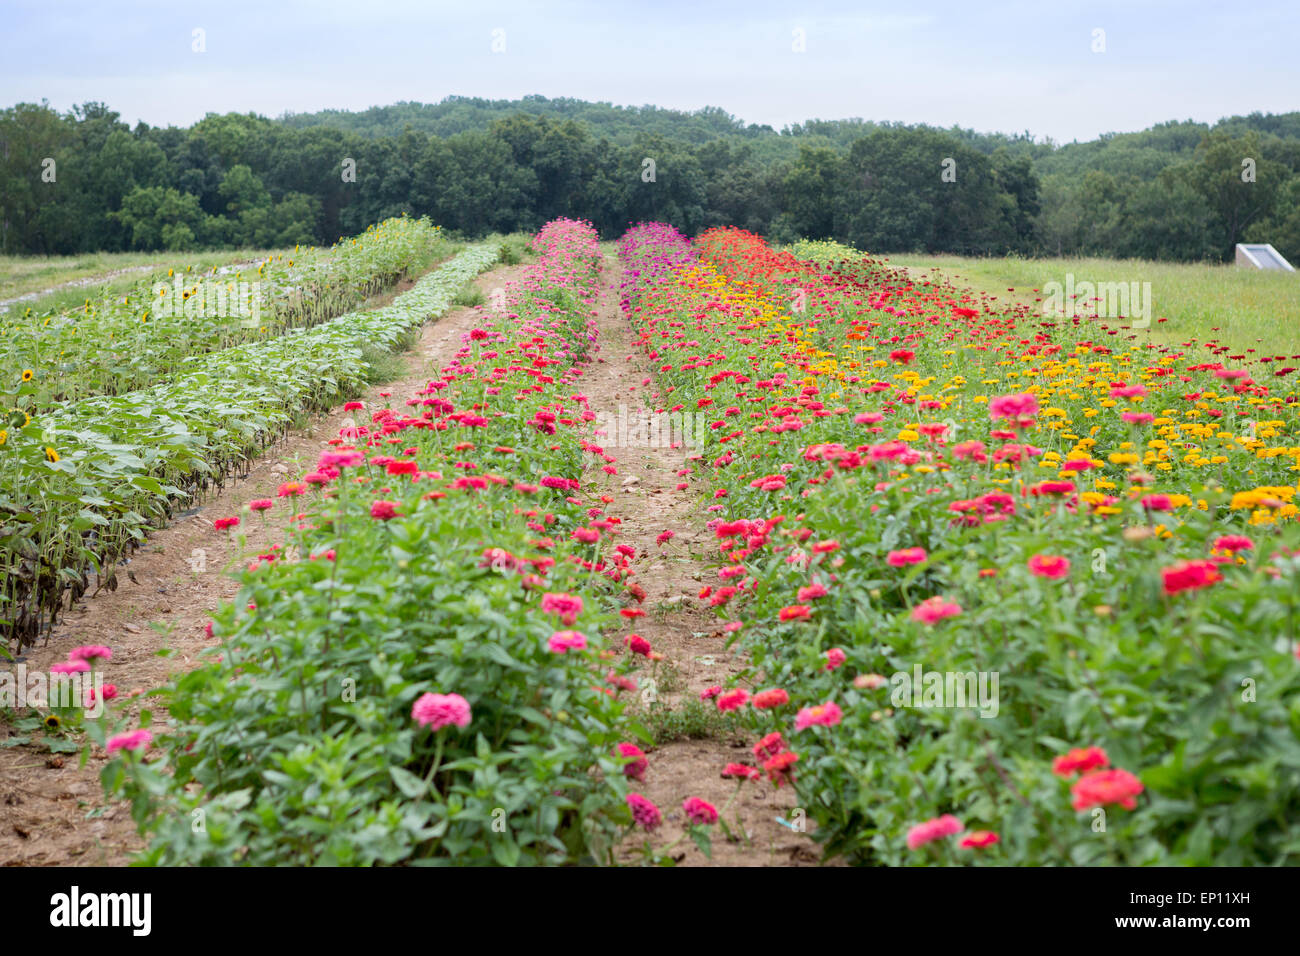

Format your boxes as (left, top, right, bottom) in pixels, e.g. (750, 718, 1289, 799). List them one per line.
(0, 240, 500, 651)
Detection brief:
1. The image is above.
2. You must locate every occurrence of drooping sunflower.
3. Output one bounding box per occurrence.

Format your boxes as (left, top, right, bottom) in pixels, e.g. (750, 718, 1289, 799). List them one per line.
(45, 447, 60, 463)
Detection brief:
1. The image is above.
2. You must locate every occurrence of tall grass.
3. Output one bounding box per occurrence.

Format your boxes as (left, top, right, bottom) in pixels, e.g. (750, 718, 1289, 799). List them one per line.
(882, 253, 1300, 356)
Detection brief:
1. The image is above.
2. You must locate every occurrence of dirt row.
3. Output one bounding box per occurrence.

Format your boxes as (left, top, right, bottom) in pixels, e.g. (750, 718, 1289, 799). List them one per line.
(0, 253, 821, 867)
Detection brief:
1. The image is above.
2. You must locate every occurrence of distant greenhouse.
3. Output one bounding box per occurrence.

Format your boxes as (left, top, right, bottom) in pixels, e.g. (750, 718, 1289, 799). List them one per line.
(1235, 243, 1295, 271)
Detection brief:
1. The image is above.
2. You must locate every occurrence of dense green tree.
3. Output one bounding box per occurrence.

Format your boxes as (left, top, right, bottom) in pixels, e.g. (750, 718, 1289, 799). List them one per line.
(3, 96, 1300, 260)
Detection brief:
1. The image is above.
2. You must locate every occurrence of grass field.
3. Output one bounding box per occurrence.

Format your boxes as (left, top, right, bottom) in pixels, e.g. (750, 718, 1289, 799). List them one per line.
(0, 248, 278, 312)
(881, 253, 1300, 357)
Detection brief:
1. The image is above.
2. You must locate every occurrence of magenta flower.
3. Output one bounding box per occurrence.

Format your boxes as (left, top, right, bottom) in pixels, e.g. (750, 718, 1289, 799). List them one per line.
(106, 730, 153, 754)
(547, 630, 588, 654)
(412, 692, 472, 731)
(49, 660, 90, 674)
(682, 797, 719, 825)
(906, 814, 963, 850)
(794, 701, 844, 731)
(68, 645, 112, 664)
(912, 596, 962, 624)
(626, 793, 662, 831)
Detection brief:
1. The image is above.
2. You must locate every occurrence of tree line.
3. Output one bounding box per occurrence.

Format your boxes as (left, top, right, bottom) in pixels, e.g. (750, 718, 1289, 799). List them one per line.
(3, 97, 1298, 263)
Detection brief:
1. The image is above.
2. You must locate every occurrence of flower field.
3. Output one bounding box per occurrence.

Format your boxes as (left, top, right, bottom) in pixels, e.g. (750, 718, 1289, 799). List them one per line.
(93, 219, 643, 864)
(1, 231, 497, 650)
(10, 216, 1300, 868)
(617, 224, 1300, 864)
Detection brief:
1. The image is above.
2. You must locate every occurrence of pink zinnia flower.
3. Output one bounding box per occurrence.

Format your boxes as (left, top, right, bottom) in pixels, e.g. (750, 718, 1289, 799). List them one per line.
(627, 792, 662, 831)
(824, 647, 847, 671)
(411, 692, 472, 731)
(988, 392, 1039, 421)
(614, 742, 648, 781)
(541, 592, 583, 625)
(682, 797, 719, 825)
(50, 660, 90, 674)
(1027, 554, 1071, 579)
(887, 547, 927, 567)
(106, 729, 153, 754)
(906, 814, 963, 849)
(370, 500, 399, 521)
(779, 604, 812, 622)
(547, 630, 588, 653)
(87, 683, 118, 704)
(794, 701, 844, 731)
(911, 596, 962, 624)
(752, 688, 790, 710)
(1052, 746, 1110, 777)
(959, 830, 1000, 849)
(716, 688, 750, 711)
(797, 582, 828, 601)
(1070, 768, 1144, 811)
(69, 645, 112, 664)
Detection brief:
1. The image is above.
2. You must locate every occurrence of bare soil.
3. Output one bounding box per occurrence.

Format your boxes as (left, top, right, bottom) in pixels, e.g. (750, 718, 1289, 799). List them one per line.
(581, 255, 820, 866)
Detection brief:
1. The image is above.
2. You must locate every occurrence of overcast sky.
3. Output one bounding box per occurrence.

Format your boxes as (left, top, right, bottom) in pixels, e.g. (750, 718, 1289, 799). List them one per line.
(2, 0, 1295, 143)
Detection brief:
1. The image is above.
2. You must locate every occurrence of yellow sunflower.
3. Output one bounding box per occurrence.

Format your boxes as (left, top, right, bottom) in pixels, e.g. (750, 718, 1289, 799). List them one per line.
(45, 447, 60, 463)
(21, 369, 33, 382)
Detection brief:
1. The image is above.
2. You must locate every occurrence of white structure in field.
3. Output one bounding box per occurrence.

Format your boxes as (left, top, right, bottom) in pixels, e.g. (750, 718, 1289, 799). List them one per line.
(1235, 243, 1295, 271)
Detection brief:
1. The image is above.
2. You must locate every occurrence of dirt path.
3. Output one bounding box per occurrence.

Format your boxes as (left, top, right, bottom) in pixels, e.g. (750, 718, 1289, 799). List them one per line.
(584, 254, 819, 866)
(0, 262, 528, 866)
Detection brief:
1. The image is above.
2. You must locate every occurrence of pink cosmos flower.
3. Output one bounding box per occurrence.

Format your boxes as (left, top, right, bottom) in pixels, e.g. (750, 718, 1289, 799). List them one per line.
(412, 692, 471, 731)
(906, 814, 963, 850)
